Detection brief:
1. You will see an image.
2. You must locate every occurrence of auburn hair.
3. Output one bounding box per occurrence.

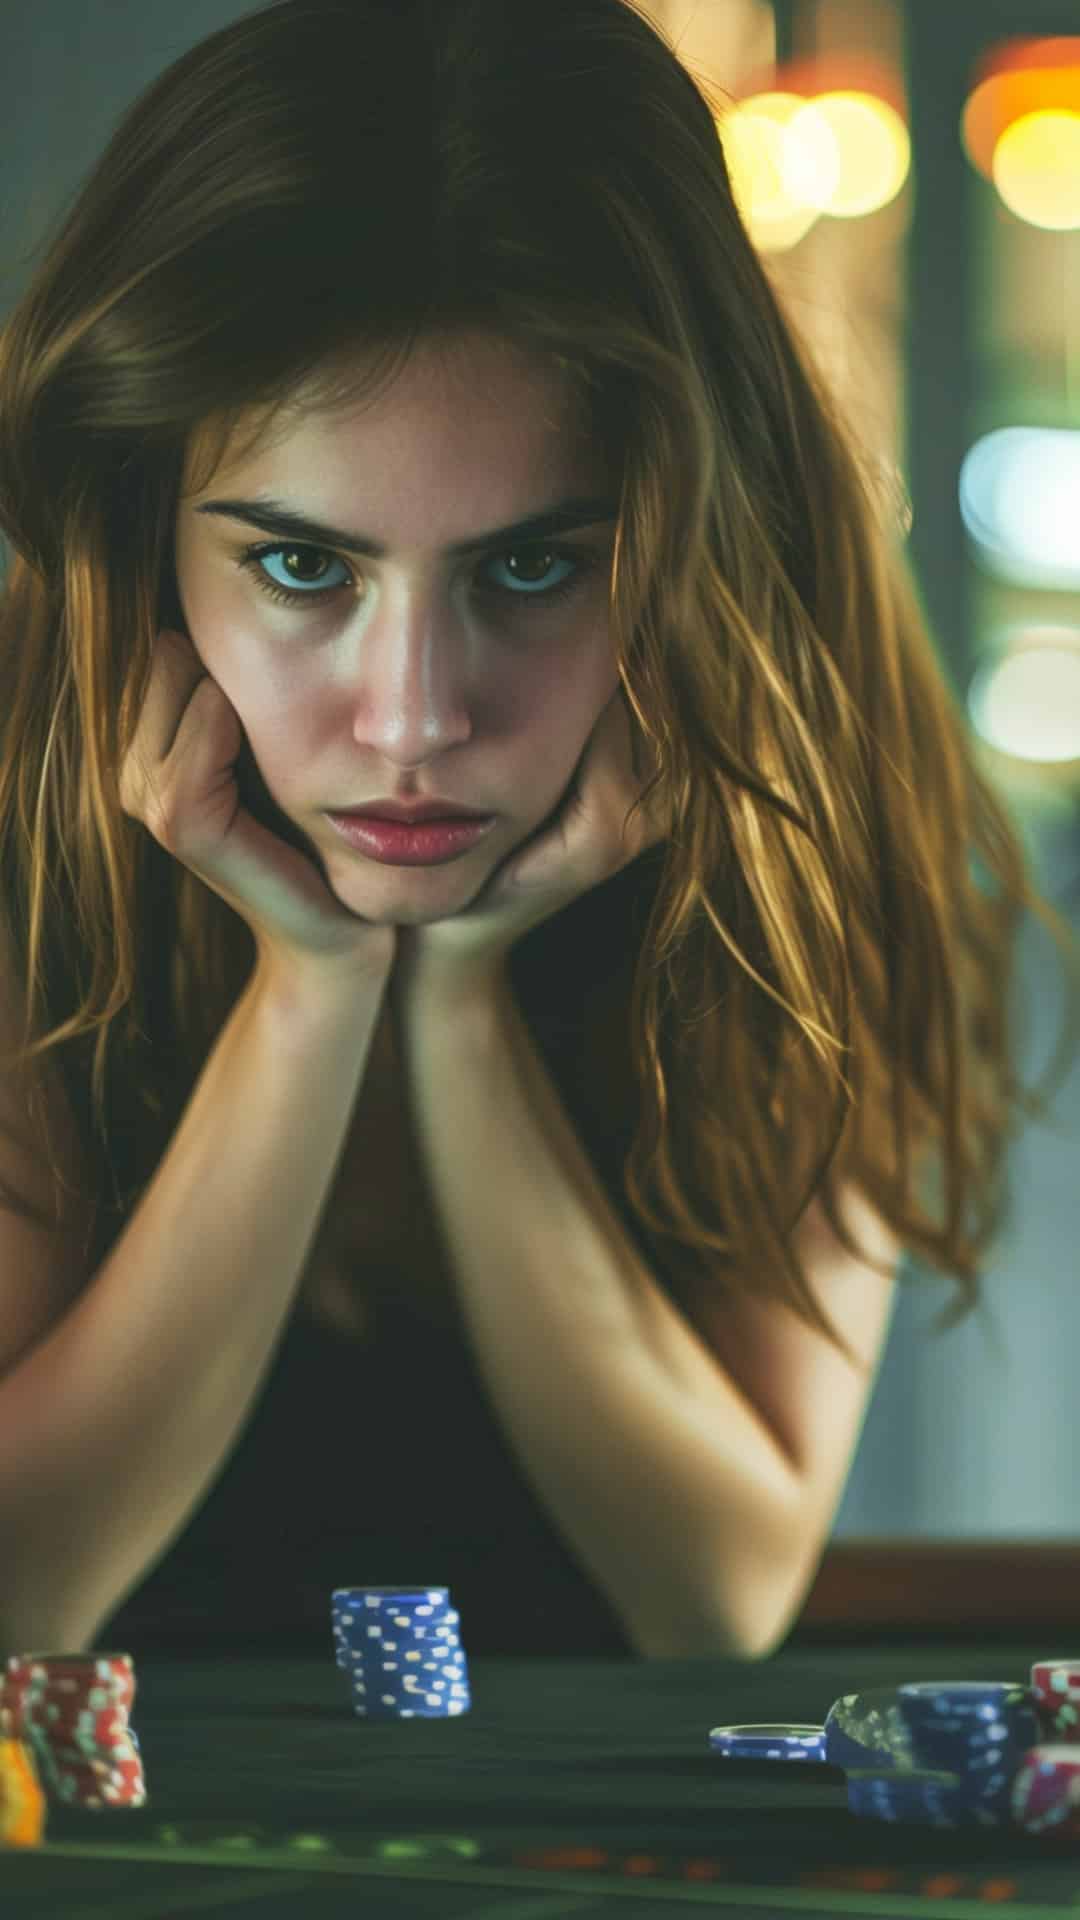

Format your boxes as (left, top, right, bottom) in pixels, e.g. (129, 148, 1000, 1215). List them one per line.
(0, 0, 1077, 1366)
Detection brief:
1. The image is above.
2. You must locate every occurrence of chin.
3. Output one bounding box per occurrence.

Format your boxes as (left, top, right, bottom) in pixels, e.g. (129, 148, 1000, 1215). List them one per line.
(328, 848, 503, 919)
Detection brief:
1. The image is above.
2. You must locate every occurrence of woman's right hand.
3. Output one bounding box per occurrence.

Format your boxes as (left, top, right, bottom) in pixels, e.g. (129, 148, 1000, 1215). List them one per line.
(118, 627, 396, 986)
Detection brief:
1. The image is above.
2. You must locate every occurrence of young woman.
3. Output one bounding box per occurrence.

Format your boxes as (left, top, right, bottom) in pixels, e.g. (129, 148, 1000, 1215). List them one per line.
(0, 0, 1076, 1663)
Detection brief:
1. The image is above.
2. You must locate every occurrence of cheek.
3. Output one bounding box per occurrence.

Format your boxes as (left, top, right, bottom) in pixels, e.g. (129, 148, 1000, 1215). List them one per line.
(500, 633, 617, 773)
(517, 622, 619, 726)
(190, 633, 317, 793)
(178, 583, 313, 759)
(240, 685, 323, 787)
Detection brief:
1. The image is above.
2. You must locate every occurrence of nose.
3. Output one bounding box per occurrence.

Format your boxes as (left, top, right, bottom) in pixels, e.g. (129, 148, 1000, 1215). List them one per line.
(347, 596, 477, 769)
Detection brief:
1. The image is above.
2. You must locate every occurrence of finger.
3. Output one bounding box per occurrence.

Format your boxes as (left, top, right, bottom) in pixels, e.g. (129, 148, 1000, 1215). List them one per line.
(616, 684, 658, 787)
(118, 630, 205, 816)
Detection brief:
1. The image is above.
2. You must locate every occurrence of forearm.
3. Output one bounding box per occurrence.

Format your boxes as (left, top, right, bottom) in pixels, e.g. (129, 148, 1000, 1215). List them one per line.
(0, 958, 390, 1653)
(396, 971, 805, 1660)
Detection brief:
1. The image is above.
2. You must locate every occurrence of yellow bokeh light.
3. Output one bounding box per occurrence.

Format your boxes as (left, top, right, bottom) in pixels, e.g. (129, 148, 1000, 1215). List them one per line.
(991, 109, 1080, 231)
(720, 88, 910, 251)
(787, 92, 910, 219)
(719, 93, 821, 251)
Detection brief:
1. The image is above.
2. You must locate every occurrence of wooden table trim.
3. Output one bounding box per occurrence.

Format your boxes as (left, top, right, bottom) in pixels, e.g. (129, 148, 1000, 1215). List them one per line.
(795, 1540, 1080, 1633)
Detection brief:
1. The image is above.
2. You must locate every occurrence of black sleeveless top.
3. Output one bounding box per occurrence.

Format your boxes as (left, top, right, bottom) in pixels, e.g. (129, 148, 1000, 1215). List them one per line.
(100, 1293, 635, 1657)
(99, 851, 670, 1660)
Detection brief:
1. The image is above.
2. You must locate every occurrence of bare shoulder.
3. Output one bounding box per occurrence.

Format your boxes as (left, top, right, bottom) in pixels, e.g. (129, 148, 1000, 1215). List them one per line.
(0, 905, 97, 1378)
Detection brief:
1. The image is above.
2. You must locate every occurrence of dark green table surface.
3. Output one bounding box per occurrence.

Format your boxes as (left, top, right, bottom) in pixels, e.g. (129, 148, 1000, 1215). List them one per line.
(3, 1639, 1078, 1918)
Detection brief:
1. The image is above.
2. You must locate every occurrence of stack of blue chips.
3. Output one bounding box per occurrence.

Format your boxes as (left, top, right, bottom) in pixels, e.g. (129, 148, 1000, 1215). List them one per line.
(709, 1681, 1044, 1831)
(845, 1770, 970, 1829)
(826, 1682, 1042, 1828)
(330, 1586, 470, 1720)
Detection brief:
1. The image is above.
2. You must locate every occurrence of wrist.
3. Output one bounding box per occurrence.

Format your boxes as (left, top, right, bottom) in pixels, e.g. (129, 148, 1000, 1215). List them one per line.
(390, 950, 507, 1031)
(251, 943, 394, 1032)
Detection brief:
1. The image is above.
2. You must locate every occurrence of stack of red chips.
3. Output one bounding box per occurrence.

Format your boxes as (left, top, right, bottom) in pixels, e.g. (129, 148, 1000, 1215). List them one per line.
(1, 1653, 145, 1811)
(1010, 1660, 1080, 1841)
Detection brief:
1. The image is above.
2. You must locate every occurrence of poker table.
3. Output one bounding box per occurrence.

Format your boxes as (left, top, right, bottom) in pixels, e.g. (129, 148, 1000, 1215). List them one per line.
(4, 1637, 1077, 1919)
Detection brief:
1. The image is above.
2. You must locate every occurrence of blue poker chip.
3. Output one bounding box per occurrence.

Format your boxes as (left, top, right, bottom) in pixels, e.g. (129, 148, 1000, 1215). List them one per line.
(824, 1686, 919, 1772)
(846, 1767, 1010, 1831)
(330, 1586, 470, 1720)
(825, 1682, 1041, 1819)
(708, 1723, 828, 1763)
(896, 1681, 1040, 1817)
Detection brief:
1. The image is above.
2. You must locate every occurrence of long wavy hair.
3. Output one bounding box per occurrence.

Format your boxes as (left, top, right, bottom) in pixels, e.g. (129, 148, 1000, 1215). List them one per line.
(0, 0, 1077, 1366)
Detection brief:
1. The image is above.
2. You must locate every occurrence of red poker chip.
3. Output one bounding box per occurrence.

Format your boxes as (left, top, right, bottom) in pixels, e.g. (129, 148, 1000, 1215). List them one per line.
(21, 1706, 135, 1751)
(1012, 1743, 1080, 1839)
(4, 1655, 135, 1732)
(20, 1711, 130, 1749)
(6, 1654, 132, 1679)
(35, 1742, 142, 1778)
(3, 1654, 144, 1811)
(1031, 1660, 1080, 1743)
(6, 1654, 133, 1691)
(26, 1732, 145, 1810)
(38, 1768, 145, 1810)
(3, 1657, 134, 1737)
(21, 1674, 130, 1704)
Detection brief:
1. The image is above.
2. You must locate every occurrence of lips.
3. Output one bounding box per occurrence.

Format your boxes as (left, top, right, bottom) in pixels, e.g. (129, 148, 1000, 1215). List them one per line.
(325, 810, 497, 866)
(333, 802, 488, 823)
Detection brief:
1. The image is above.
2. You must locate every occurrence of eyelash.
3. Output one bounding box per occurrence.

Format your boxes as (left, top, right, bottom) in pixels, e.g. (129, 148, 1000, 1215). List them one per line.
(235, 539, 600, 613)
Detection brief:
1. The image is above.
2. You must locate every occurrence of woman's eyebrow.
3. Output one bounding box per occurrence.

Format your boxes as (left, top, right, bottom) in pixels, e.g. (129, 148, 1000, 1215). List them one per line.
(193, 494, 620, 558)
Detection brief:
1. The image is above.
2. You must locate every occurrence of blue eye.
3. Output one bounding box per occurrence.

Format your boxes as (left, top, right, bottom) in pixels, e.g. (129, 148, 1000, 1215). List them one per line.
(236, 540, 599, 611)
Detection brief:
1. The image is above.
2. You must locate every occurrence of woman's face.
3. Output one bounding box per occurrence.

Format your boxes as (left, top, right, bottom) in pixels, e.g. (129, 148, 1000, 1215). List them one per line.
(173, 332, 622, 926)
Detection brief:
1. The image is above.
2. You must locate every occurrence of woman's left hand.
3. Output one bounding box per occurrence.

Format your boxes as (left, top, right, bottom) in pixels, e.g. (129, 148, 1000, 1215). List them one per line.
(390, 685, 669, 1005)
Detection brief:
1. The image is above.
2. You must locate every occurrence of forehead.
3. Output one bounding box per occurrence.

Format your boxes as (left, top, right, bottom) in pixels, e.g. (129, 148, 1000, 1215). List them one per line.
(195, 332, 602, 493)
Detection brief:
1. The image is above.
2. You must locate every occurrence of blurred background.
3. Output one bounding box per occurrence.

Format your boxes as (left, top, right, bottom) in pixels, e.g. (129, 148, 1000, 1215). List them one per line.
(1, 0, 1078, 1630)
(638, 0, 1080, 1592)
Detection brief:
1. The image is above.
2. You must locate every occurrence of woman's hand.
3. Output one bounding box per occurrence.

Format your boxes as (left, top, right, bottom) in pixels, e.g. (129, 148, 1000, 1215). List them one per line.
(390, 685, 669, 1006)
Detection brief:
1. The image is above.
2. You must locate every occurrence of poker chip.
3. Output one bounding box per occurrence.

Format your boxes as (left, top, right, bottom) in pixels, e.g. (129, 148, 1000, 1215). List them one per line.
(846, 1766, 992, 1830)
(1011, 1743, 1080, 1838)
(2, 1654, 146, 1810)
(824, 1680, 1040, 1818)
(1031, 1659, 1080, 1742)
(895, 1681, 1041, 1818)
(0, 1739, 46, 1848)
(708, 1724, 828, 1763)
(822, 1676, 1080, 1835)
(331, 1587, 470, 1720)
(849, 1741, 1080, 1840)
